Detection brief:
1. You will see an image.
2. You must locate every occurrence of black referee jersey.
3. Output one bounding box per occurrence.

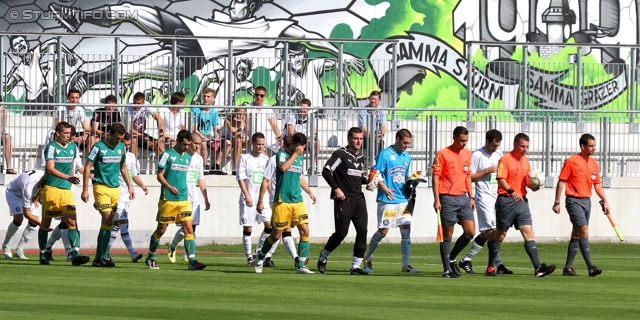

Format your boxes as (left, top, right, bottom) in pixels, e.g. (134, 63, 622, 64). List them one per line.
(322, 147, 368, 199)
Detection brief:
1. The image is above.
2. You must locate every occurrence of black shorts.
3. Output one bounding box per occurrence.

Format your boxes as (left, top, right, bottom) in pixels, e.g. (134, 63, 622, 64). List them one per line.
(566, 197, 591, 228)
(495, 195, 533, 231)
(439, 194, 474, 227)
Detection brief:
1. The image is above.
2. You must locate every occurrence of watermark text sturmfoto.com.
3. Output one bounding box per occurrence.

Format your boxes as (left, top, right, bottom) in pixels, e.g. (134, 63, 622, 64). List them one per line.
(9, 9, 139, 21)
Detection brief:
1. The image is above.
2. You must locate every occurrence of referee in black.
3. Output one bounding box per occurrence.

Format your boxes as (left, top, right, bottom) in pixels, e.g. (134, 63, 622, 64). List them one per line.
(317, 127, 370, 275)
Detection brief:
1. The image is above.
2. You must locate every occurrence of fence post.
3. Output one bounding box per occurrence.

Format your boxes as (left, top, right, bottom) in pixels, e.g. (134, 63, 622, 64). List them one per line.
(465, 42, 473, 131)
(522, 45, 529, 122)
(56, 36, 63, 104)
(602, 117, 611, 187)
(283, 42, 290, 110)
(630, 48, 639, 133)
(545, 116, 553, 187)
(171, 39, 178, 93)
(308, 111, 318, 187)
(114, 37, 120, 103)
(0, 36, 4, 175)
(392, 42, 397, 121)
(575, 47, 584, 132)
(337, 42, 343, 112)
(226, 40, 233, 107)
(428, 115, 436, 187)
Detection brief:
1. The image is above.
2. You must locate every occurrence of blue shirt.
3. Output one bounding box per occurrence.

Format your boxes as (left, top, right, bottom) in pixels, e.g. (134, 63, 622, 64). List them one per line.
(357, 107, 387, 133)
(376, 146, 411, 204)
(192, 108, 220, 136)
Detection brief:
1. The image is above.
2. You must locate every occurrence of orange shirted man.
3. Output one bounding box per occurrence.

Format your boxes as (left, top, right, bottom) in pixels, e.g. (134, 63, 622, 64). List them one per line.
(486, 133, 556, 277)
(432, 126, 475, 278)
(552, 133, 608, 277)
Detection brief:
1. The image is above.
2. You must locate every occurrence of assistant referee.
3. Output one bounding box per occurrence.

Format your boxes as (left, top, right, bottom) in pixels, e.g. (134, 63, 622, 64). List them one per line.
(317, 127, 369, 275)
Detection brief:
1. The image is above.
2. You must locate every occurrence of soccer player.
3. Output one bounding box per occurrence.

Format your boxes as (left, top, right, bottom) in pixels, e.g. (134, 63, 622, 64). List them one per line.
(553, 133, 606, 277)
(109, 133, 149, 263)
(82, 123, 134, 267)
(363, 129, 418, 273)
(254, 133, 316, 274)
(459, 129, 513, 275)
(317, 127, 369, 275)
(3, 169, 46, 259)
(38, 121, 90, 266)
(487, 133, 556, 277)
(146, 130, 206, 270)
(432, 126, 475, 278)
(168, 132, 211, 264)
(236, 132, 280, 267)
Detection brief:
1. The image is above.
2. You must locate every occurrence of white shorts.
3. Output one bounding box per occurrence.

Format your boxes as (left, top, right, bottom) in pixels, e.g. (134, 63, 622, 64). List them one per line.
(476, 197, 497, 232)
(239, 203, 271, 226)
(376, 202, 411, 229)
(6, 192, 24, 216)
(114, 201, 130, 221)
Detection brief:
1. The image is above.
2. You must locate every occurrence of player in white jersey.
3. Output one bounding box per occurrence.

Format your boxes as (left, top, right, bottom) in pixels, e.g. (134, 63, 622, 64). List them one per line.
(237, 132, 279, 266)
(168, 132, 211, 264)
(3, 170, 46, 259)
(109, 133, 149, 262)
(257, 136, 317, 269)
(458, 129, 513, 275)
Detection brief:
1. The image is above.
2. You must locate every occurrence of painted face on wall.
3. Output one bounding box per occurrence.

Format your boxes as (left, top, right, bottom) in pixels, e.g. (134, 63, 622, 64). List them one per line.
(236, 60, 252, 82)
(11, 36, 28, 56)
(229, 0, 252, 21)
(289, 49, 306, 73)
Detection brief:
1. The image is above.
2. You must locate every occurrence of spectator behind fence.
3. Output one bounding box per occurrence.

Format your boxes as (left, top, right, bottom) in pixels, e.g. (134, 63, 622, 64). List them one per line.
(358, 91, 387, 164)
(0, 96, 16, 174)
(127, 92, 164, 157)
(192, 88, 220, 174)
(90, 94, 122, 148)
(247, 86, 281, 153)
(51, 89, 91, 151)
(213, 108, 247, 175)
(159, 92, 187, 148)
(284, 98, 321, 174)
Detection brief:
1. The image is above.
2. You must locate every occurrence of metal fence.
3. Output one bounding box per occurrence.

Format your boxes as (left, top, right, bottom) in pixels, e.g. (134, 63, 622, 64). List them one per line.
(2, 105, 640, 181)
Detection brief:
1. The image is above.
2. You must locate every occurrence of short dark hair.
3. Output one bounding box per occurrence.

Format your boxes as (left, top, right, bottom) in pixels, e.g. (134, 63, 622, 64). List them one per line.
(453, 126, 469, 137)
(348, 127, 363, 138)
(283, 135, 293, 148)
(104, 94, 117, 104)
(177, 129, 192, 142)
(123, 132, 131, 141)
(396, 129, 412, 140)
(55, 121, 71, 133)
(486, 129, 502, 143)
(300, 98, 311, 106)
(170, 92, 185, 105)
(67, 88, 81, 97)
(579, 133, 595, 147)
(252, 132, 265, 143)
(514, 133, 529, 143)
(369, 91, 381, 99)
(133, 92, 145, 101)
(110, 123, 126, 135)
(292, 132, 308, 146)
(255, 86, 267, 94)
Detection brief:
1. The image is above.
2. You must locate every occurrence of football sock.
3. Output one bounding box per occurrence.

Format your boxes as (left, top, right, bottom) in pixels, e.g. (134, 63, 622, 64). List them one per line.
(257, 235, 275, 260)
(256, 228, 271, 254)
(3, 221, 20, 246)
(265, 239, 279, 259)
(119, 223, 136, 256)
(400, 229, 411, 267)
(68, 228, 81, 258)
(110, 225, 120, 248)
(171, 227, 185, 250)
(101, 224, 112, 259)
(462, 235, 486, 261)
(450, 233, 473, 261)
(147, 231, 161, 260)
(364, 230, 385, 261)
(297, 236, 310, 269)
(281, 232, 298, 260)
(184, 233, 196, 263)
(320, 248, 331, 260)
(242, 231, 252, 257)
(495, 252, 503, 267)
(565, 238, 579, 268)
(60, 227, 71, 253)
(352, 256, 363, 270)
(524, 240, 541, 269)
(440, 237, 452, 272)
(487, 240, 500, 268)
(38, 228, 48, 259)
(46, 225, 61, 249)
(16, 223, 37, 251)
(579, 238, 593, 268)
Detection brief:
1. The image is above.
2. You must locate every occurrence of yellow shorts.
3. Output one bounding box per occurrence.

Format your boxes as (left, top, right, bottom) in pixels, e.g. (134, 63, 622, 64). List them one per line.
(157, 200, 192, 224)
(41, 185, 76, 218)
(271, 202, 308, 230)
(93, 182, 120, 213)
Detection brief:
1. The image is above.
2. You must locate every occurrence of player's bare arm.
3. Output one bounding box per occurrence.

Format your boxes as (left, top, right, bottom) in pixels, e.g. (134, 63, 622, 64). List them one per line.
(81, 160, 95, 203)
(132, 176, 149, 195)
(432, 174, 441, 210)
(498, 178, 522, 202)
(553, 179, 565, 214)
(256, 177, 270, 214)
(157, 169, 178, 195)
(300, 176, 316, 204)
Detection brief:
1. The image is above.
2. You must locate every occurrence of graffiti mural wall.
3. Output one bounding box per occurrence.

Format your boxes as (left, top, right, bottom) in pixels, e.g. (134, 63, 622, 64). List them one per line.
(1, 0, 640, 112)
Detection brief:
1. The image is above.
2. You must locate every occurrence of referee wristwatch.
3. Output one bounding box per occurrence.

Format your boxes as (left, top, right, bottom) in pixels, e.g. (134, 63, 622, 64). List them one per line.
(553, 201, 560, 206)
(507, 188, 515, 195)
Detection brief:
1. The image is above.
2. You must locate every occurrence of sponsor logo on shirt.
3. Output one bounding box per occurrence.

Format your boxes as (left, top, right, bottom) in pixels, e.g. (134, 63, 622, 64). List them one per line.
(389, 166, 407, 176)
(171, 164, 189, 171)
(55, 156, 74, 163)
(103, 156, 121, 163)
(348, 169, 362, 177)
(100, 150, 108, 155)
(591, 172, 597, 180)
(288, 165, 303, 173)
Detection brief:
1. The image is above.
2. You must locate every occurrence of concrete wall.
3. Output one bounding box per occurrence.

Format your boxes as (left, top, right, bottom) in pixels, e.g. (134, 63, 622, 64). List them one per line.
(0, 174, 637, 250)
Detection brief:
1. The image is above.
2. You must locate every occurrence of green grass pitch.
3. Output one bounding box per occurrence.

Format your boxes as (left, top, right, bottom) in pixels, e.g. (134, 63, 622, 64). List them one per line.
(0, 242, 638, 319)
